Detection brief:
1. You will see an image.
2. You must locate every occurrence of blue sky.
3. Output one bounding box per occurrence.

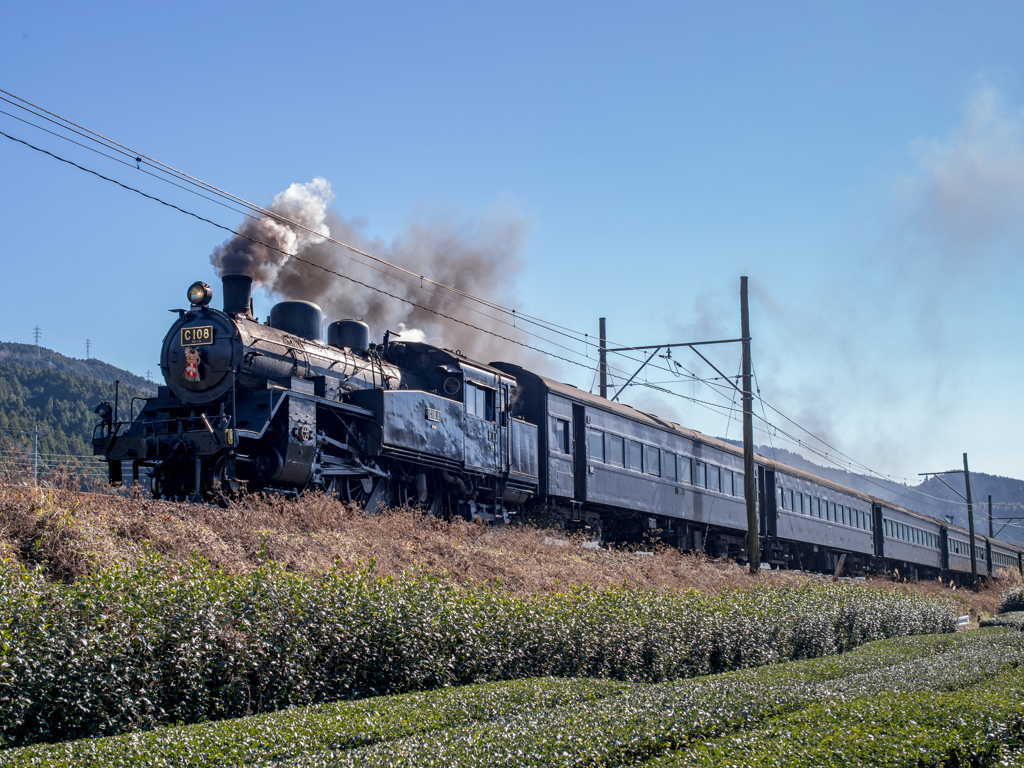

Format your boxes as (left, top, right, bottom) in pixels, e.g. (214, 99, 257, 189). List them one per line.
(3, 1, 1024, 481)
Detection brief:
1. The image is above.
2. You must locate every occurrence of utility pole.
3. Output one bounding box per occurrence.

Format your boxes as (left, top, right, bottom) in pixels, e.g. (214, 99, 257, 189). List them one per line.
(594, 289, 753, 563)
(33, 326, 41, 363)
(19, 424, 52, 487)
(989, 495, 994, 539)
(964, 453, 977, 585)
(86, 339, 91, 360)
(741, 276, 758, 573)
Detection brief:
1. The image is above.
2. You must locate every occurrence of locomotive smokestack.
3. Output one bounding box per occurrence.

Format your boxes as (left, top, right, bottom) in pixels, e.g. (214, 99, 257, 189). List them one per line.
(222, 275, 253, 317)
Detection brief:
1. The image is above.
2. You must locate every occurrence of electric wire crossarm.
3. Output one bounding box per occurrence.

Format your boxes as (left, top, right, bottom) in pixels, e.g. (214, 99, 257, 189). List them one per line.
(918, 471, 969, 502)
(605, 337, 748, 401)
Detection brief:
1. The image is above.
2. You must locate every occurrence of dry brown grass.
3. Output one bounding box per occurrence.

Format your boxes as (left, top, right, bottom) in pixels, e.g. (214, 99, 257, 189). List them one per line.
(0, 479, 1014, 620)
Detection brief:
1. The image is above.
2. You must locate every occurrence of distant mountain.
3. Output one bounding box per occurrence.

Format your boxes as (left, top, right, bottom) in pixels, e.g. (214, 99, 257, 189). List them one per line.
(722, 441, 1024, 548)
(0, 342, 155, 477)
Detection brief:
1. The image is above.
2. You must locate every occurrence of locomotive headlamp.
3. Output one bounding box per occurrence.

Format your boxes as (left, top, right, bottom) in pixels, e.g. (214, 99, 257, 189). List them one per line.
(187, 281, 213, 307)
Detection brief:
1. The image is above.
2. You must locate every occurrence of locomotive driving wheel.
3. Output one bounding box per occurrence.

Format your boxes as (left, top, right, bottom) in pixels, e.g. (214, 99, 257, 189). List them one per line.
(339, 476, 374, 505)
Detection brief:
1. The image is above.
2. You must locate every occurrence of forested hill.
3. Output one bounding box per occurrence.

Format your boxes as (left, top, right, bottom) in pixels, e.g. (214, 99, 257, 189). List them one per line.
(0, 342, 153, 391)
(0, 342, 155, 471)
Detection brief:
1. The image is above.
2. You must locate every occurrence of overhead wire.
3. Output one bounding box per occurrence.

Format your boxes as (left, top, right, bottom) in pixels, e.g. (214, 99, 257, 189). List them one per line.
(0, 123, 762, 412)
(0, 88, 751, 389)
(1, 90, 1011, 517)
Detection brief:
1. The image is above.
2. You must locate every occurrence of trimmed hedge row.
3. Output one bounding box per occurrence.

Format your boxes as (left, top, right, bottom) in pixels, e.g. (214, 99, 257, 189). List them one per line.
(1000, 586, 1024, 614)
(981, 611, 1024, 630)
(660, 666, 1024, 767)
(0, 555, 955, 748)
(298, 630, 1024, 768)
(3, 631, 1020, 768)
(0, 677, 632, 768)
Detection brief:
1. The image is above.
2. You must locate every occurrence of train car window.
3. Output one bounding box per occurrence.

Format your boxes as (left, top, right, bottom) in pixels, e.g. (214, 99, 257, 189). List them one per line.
(588, 430, 605, 462)
(553, 418, 570, 454)
(778, 486, 785, 510)
(608, 435, 625, 466)
(665, 454, 677, 481)
(646, 446, 661, 476)
(789, 489, 795, 512)
(843, 506, 850, 526)
(695, 461, 706, 487)
(680, 456, 692, 483)
(829, 502, 837, 522)
(735, 472, 744, 496)
(707, 464, 719, 491)
(628, 441, 643, 471)
(723, 469, 733, 495)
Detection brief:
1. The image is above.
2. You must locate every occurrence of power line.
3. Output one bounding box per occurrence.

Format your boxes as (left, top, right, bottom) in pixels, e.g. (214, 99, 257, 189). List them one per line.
(1, 92, 1008, 509)
(0, 89, 749, 389)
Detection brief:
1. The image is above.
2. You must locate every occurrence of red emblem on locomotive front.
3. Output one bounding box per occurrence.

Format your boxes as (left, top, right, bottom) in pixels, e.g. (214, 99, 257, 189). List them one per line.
(184, 347, 201, 382)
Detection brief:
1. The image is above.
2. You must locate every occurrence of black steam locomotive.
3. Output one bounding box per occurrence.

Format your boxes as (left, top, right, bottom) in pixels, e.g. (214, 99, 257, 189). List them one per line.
(94, 275, 1024, 581)
(93, 275, 538, 521)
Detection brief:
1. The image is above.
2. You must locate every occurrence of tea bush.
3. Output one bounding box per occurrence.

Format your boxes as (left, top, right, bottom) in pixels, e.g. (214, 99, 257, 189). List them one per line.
(999, 586, 1024, 614)
(981, 611, 1024, 630)
(3, 631, 1019, 768)
(661, 666, 1024, 767)
(0, 555, 954, 748)
(317, 630, 1024, 767)
(0, 677, 632, 768)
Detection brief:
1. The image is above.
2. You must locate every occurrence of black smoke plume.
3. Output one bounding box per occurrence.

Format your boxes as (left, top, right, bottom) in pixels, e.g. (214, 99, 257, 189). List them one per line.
(210, 179, 544, 367)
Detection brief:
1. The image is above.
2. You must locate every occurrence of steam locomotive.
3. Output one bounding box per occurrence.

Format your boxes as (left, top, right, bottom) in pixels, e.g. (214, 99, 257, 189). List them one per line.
(93, 275, 538, 521)
(94, 275, 1024, 581)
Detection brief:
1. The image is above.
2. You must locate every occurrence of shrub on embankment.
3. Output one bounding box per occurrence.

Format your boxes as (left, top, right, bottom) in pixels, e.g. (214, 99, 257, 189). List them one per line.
(0, 555, 954, 748)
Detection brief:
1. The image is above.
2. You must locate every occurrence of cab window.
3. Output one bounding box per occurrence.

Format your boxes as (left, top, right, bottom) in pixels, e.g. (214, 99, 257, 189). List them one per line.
(465, 382, 495, 421)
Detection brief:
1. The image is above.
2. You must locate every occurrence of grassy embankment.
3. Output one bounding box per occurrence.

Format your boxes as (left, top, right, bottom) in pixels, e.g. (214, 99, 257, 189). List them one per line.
(0, 480, 1013, 616)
